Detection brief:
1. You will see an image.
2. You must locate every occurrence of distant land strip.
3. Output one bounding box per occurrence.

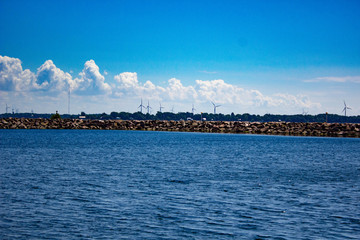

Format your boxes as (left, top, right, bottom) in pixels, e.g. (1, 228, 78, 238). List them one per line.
(1, 118, 360, 138)
(1, 112, 360, 123)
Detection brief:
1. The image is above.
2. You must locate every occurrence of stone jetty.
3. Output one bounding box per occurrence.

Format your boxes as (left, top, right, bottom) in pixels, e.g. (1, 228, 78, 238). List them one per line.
(1, 118, 359, 138)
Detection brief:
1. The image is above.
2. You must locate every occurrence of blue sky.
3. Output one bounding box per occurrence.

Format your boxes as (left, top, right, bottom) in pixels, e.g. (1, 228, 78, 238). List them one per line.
(1, 0, 360, 115)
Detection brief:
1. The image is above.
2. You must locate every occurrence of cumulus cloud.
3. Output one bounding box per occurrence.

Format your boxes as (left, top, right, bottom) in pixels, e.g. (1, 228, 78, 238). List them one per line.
(114, 74, 199, 101)
(34, 60, 73, 92)
(196, 79, 240, 103)
(166, 78, 197, 100)
(304, 76, 360, 83)
(0, 55, 34, 91)
(74, 60, 111, 95)
(272, 93, 321, 108)
(195, 79, 275, 106)
(194, 79, 320, 108)
(0, 55, 113, 96)
(115, 72, 139, 88)
(114, 72, 166, 99)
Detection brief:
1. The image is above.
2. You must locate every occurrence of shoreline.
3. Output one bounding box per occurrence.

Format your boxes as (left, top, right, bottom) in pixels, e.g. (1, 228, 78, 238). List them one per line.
(1, 118, 359, 138)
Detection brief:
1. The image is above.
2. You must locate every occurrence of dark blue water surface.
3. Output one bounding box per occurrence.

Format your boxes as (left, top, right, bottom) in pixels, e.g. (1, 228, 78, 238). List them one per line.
(0, 130, 359, 239)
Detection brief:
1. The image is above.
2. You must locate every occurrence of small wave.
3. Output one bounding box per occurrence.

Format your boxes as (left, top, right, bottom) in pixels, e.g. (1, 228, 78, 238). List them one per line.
(168, 179, 192, 184)
(331, 215, 360, 224)
(69, 197, 91, 203)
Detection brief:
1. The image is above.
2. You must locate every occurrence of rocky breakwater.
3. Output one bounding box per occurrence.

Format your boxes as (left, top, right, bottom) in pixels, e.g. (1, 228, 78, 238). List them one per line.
(1, 118, 360, 138)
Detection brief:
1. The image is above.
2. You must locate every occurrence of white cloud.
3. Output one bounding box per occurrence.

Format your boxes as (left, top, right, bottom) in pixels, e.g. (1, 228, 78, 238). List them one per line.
(166, 78, 197, 100)
(74, 60, 111, 95)
(0, 56, 113, 96)
(34, 60, 74, 92)
(115, 72, 139, 88)
(196, 79, 240, 104)
(114, 72, 166, 99)
(304, 76, 360, 83)
(193, 79, 322, 109)
(194, 79, 276, 106)
(112, 74, 319, 109)
(0, 55, 34, 91)
(114, 74, 198, 101)
(273, 93, 321, 108)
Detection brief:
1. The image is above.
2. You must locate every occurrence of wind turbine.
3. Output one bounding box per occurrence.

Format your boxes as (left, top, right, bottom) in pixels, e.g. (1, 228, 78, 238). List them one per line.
(68, 86, 71, 115)
(192, 104, 196, 115)
(302, 108, 308, 115)
(5, 104, 10, 114)
(342, 101, 351, 117)
(159, 102, 164, 113)
(211, 101, 221, 114)
(138, 98, 145, 113)
(146, 100, 152, 114)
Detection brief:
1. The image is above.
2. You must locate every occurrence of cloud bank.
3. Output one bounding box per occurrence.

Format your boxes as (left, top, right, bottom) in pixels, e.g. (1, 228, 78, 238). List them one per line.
(0, 55, 320, 112)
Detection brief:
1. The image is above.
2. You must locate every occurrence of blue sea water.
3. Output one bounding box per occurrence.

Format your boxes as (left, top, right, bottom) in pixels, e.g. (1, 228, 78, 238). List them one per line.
(0, 129, 359, 239)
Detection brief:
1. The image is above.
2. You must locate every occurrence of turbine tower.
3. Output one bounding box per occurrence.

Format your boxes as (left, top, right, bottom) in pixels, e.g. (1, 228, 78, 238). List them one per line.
(138, 98, 145, 113)
(146, 100, 152, 114)
(159, 102, 164, 113)
(192, 104, 196, 115)
(342, 101, 351, 116)
(211, 101, 221, 114)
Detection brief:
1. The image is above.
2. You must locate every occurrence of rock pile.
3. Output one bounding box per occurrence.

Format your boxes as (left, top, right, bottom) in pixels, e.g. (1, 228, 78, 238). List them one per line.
(1, 118, 359, 138)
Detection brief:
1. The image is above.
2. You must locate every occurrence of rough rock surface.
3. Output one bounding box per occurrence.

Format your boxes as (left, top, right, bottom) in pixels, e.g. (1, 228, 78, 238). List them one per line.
(1, 118, 359, 138)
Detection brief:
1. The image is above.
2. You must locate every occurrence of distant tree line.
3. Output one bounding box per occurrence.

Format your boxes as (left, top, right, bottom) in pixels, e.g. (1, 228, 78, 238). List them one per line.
(1, 111, 360, 123)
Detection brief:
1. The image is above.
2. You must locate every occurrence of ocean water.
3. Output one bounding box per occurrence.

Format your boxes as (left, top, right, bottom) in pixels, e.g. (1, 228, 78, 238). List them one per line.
(0, 129, 359, 240)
